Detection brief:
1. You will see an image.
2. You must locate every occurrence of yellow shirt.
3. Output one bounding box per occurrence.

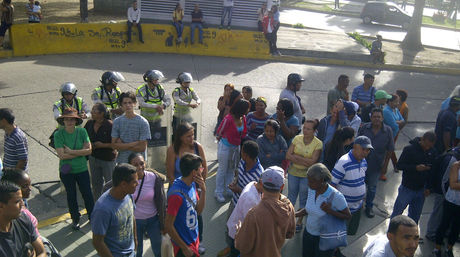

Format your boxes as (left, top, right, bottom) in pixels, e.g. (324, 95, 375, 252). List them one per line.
(288, 135, 323, 177)
(173, 9, 184, 21)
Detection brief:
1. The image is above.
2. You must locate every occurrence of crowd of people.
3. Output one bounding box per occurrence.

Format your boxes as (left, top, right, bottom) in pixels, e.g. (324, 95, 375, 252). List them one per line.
(0, 68, 460, 257)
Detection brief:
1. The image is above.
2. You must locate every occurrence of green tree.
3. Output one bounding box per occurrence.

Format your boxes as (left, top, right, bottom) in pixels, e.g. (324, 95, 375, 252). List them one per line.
(401, 0, 426, 50)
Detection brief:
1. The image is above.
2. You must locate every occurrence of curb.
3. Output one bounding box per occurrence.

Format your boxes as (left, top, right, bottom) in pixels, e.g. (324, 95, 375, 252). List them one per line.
(271, 54, 460, 76)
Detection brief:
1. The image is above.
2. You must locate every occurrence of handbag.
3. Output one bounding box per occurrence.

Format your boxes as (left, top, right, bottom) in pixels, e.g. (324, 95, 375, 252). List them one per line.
(319, 192, 348, 251)
(161, 233, 174, 257)
(59, 130, 79, 175)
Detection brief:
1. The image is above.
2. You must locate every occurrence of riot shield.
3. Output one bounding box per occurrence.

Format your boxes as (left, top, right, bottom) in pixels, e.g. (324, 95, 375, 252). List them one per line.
(172, 104, 202, 143)
(147, 107, 172, 173)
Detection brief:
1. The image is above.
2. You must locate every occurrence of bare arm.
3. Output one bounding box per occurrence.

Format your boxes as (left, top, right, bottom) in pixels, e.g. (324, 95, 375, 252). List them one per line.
(443, 131, 452, 152)
(295, 208, 307, 217)
(449, 161, 460, 190)
(93, 234, 114, 257)
(111, 137, 147, 152)
(65, 142, 92, 156)
(165, 214, 193, 255)
(166, 146, 177, 183)
(197, 143, 208, 180)
(15, 159, 27, 170)
(32, 237, 46, 257)
(321, 203, 352, 220)
(55, 147, 78, 160)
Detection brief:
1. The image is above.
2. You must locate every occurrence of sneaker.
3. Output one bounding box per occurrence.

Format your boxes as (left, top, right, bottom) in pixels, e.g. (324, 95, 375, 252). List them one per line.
(365, 208, 375, 218)
(140, 40, 144, 44)
(432, 249, 441, 257)
(219, 25, 223, 29)
(295, 224, 303, 233)
(276, 50, 282, 56)
(227, 26, 231, 30)
(216, 194, 225, 203)
(198, 243, 206, 255)
(217, 247, 230, 257)
(446, 249, 454, 257)
(334, 248, 347, 257)
(379, 174, 387, 181)
(71, 220, 80, 230)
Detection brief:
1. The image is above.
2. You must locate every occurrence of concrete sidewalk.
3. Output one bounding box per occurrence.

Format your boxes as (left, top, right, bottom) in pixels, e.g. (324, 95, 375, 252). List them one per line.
(275, 26, 460, 75)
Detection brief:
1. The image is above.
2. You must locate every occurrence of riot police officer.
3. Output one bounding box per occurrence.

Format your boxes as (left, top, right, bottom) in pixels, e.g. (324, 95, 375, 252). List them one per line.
(53, 82, 90, 122)
(136, 70, 171, 126)
(91, 71, 124, 119)
(172, 72, 201, 132)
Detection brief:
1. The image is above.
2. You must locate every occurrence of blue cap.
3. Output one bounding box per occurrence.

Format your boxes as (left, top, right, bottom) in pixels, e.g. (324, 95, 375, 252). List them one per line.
(354, 136, 373, 149)
(261, 166, 285, 191)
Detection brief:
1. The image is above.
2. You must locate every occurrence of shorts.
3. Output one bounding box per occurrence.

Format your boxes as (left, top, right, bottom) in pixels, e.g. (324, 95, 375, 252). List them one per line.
(0, 22, 12, 37)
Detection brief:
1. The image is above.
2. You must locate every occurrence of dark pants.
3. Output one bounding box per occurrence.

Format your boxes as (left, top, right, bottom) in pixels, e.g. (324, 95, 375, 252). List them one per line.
(257, 21, 263, 31)
(229, 238, 240, 257)
(198, 214, 203, 241)
(435, 200, 460, 246)
(391, 185, 425, 224)
(347, 208, 361, 235)
(127, 21, 143, 42)
(80, 0, 88, 21)
(136, 215, 161, 257)
(265, 33, 278, 54)
(0, 22, 12, 37)
(173, 21, 183, 38)
(302, 230, 335, 257)
(60, 171, 94, 222)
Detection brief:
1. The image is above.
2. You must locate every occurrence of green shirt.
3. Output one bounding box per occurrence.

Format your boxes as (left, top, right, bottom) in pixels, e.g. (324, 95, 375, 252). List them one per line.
(54, 127, 90, 174)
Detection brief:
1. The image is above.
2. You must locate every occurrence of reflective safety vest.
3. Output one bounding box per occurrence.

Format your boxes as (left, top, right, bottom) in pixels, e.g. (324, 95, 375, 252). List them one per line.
(93, 86, 121, 109)
(55, 97, 83, 114)
(173, 87, 194, 116)
(54, 97, 83, 127)
(136, 84, 165, 122)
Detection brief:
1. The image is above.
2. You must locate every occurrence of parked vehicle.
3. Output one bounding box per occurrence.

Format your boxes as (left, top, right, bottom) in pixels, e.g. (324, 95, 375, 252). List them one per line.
(360, 1, 412, 30)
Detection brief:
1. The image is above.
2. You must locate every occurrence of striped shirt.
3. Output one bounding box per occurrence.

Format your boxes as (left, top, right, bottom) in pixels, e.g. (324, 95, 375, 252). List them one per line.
(3, 127, 28, 170)
(351, 84, 375, 104)
(246, 112, 269, 141)
(330, 151, 366, 212)
(232, 159, 264, 205)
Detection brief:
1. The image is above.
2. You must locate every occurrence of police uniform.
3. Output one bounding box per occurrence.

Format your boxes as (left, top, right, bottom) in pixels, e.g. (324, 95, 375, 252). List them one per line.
(136, 83, 171, 123)
(172, 86, 201, 131)
(53, 97, 89, 120)
(91, 85, 122, 110)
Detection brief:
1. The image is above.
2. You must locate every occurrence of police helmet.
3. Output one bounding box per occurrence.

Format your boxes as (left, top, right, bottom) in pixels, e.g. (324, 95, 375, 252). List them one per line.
(143, 70, 164, 82)
(101, 71, 125, 86)
(176, 72, 193, 84)
(60, 82, 77, 96)
(287, 73, 304, 86)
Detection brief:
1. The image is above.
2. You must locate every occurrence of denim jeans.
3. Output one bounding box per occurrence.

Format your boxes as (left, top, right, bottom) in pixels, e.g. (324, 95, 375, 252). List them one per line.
(221, 6, 233, 26)
(127, 21, 143, 42)
(216, 141, 239, 196)
(88, 156, 115, 200)
(60, 170, 94, 222)
(302, 230, 334, 257)
(173, 21, 183, 38)
(288, 174, 309, 208)
(136, 215, 161, 257)
(190, 22, 203, 43)
(390, 185, 425, 224)
(435, 200, 460, 246)
(426, 193, 444, 238)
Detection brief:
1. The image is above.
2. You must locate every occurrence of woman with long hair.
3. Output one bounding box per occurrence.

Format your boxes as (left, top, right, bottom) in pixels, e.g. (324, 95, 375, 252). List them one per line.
(271, 98, 300, 146)
(215, 99, 249, 203)
(322, 127, 355, 171)
(129, 153, 166, 257)
(54, 107, 94, 230)
(214, 83, 235, 135)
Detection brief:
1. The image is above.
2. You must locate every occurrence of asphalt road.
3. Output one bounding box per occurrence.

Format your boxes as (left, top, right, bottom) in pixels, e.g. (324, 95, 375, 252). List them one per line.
(280, 9, 460, 50)
(1, 52, 459, 256)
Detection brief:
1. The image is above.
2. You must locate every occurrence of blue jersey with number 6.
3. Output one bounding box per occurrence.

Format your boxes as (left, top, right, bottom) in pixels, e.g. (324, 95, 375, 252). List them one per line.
(167, 178, 199, 246)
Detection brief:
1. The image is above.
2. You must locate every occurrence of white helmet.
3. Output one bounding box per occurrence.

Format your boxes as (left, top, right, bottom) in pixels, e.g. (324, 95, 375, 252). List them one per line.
(101, 71, 125, 86)
(143, 70, 164, 82)
(176, 72, 193, 84)
(60, 82, 77, 96)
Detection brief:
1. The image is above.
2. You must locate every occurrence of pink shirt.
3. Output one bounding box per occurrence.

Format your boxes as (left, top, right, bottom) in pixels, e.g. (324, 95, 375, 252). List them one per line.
(22, 207, 40, 236)
(132, 171, 157, 219)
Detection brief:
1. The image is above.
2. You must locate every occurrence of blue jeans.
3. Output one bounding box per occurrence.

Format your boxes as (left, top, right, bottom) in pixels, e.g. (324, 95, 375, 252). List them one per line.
(136, 215, 161, 257)
(216, 141, 239, 196)
(173, 21, 183, 38)
(60, 170, 94, 222)
(221, 6, 233, 26)
(426, 193, 445, 238)
(288, 174, 309, 208)
(390, 185, 425, 224)
(190, 22, 203, 43)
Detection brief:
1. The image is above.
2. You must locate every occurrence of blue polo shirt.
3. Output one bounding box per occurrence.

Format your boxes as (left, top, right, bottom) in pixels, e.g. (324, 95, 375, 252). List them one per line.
(351, 84, 375, 105)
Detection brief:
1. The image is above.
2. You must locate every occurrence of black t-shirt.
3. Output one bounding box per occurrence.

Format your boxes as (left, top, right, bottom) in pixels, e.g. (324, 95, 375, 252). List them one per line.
(191, 10, 203, 23)
(435, 108, 457, 153)
(84, 119, 117, 161)
(0, 212, 38, 257)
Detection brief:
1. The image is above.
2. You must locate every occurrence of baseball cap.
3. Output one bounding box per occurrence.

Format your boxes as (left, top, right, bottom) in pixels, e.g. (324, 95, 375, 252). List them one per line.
(354, 136, 374, 149)
(374, 90, 392, 100)
(450, 96, 460, 106)
(343, 101, 359, 115)
(261, 166, 285, 191)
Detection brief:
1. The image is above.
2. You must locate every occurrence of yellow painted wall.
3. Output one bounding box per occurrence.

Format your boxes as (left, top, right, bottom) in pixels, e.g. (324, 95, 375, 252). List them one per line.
(11, 23, 270, 58)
